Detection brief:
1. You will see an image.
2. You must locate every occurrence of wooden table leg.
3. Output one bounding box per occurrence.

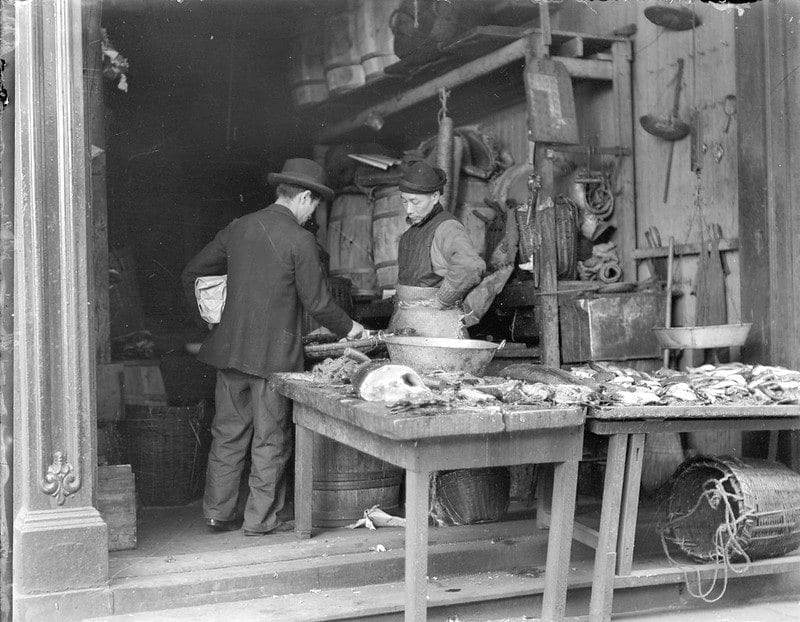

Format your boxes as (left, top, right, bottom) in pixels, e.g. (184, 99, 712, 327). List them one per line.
(616, 433, 645, 575)
(405, 469, 430, 622)
(588, 433, 629, 622)
(540, 459, 579, 622)
(294, 423, 313, 539)
(536, 463, 554, 530)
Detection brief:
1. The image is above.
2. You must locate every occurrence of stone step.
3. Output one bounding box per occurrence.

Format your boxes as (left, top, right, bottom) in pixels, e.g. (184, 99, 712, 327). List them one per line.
(105, 518, 564, 615)
(89, 557, 800, 622)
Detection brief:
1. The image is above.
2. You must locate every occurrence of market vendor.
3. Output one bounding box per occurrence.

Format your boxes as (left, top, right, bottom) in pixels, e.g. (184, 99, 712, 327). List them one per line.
(388, 158, 486, 338)
(181, 157, 365, 536)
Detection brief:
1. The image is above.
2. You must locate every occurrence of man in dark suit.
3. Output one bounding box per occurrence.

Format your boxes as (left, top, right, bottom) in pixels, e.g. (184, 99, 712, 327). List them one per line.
(182, 158, 364, 535)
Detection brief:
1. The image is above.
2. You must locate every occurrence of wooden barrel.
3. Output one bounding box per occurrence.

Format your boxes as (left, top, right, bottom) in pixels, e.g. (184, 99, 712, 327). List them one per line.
(288, 29, 329, 107)
(323, 9, 365, 94)
(356, 0, 401, 82)
(312, 434, 402, 527)
(371, 186, 408, 293)
(328, 191, 378, 298)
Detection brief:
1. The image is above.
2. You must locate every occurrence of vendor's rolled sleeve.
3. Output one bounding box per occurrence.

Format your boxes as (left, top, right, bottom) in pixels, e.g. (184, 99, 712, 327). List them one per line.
(431, 220, 485, 307)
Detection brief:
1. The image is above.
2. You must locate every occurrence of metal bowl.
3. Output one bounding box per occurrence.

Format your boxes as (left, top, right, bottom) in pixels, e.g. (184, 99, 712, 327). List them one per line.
(652, 323, 752, 349)
(383, 335, 501, 375)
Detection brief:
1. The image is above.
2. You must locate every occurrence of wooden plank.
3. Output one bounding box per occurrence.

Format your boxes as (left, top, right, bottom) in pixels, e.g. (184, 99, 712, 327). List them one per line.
(541, 458, 580, 621)
(589, 416, 800, 436)
(294, 421, 313, 539)
(611, 40, 636, 282)
(317, 37, 613, 142)
(588, 434, 628, 622)
(588, 404, 800, 422)
(294, 404, 583, 472)
(404, 469, 430, 622)
(570, 519, 600, 550)
(96, 362, 124, 423)
(537, 151, 561, 368)
(615, 433, 645, 576)
(558, 36, 584, 58)
(632, 238, 739, 259)
(271, 375, 584, 439)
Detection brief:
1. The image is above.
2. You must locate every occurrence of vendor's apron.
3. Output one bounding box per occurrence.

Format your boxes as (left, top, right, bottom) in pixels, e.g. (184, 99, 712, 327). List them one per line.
(387, 284, 466, 339)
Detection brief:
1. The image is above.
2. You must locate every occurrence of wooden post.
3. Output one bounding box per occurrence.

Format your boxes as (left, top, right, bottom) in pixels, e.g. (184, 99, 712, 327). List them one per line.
(611, 40, 636, 282)
(83, 0, 110, 365)
(538, 149, 560, 368)
(13, 0, 108, 617)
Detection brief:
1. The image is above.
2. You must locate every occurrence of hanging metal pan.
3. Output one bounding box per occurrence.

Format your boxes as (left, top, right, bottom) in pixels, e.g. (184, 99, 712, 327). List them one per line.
(644, 5, 701, 31)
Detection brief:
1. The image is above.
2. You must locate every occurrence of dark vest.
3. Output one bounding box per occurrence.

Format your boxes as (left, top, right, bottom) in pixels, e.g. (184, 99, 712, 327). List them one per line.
(397, 204, 459, 287)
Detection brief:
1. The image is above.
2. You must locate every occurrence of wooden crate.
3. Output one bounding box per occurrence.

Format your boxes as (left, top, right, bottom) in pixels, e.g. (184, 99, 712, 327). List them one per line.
(97, 362, 125, 423)
(122, 359, 168, 406)
(97, 464, 137, 551)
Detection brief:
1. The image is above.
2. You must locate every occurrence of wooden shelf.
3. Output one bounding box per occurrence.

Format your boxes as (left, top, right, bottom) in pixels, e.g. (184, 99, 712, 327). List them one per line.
(307, 26, 622, 143)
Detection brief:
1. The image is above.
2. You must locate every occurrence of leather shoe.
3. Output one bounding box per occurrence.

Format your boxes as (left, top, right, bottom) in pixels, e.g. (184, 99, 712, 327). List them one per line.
(205, 517, 243, 532)
(243, 520, 294, 536)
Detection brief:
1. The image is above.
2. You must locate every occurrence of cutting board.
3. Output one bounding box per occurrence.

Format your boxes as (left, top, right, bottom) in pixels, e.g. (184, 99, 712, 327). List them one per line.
(524, 57, 579, 144)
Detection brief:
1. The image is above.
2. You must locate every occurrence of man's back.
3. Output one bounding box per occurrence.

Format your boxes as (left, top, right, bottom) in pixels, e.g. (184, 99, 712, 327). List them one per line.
(182, 204, 351, 377)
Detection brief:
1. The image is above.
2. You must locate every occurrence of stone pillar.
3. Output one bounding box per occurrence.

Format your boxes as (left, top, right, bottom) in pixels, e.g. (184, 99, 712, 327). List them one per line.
(13, 1, 109, 619)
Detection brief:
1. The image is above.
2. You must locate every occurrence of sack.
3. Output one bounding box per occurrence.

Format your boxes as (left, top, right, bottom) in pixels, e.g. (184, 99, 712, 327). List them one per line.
(194, 275, 227, 324)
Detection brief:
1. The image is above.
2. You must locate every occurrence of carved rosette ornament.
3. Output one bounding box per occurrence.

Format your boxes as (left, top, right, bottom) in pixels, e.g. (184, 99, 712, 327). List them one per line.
(40, 451, 81, 505)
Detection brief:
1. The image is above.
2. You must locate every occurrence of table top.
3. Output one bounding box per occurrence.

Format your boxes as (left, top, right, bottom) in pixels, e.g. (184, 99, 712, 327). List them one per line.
(270, 373, 585, 441)
(588, 403, 800, 420)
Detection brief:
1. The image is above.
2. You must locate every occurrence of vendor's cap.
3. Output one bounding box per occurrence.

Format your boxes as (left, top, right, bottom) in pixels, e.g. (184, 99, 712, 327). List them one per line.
(399, 159, 447, 194)
(268, 158, 334, 201)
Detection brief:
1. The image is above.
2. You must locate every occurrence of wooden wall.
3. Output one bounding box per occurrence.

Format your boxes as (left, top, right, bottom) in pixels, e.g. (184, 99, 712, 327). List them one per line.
(478, 1, 743, 345)
(736, 1, 800, 368)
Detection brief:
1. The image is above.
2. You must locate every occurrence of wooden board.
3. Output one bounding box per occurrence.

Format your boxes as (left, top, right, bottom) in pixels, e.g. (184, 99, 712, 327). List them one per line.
(97, 464, 137, 551)
(97, 362, 125, 423)
(589, 404, 800, 421)
(270, 373, 584, 440)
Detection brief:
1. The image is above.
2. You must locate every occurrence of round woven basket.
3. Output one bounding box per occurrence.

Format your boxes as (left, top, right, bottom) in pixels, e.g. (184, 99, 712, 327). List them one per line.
(663, 456, 800, 562)
(434, 467, 511, 525)
(120, 402, 211, 506)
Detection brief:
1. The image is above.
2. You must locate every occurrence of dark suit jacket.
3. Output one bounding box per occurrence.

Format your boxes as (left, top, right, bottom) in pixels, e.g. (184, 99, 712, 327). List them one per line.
(181, 204, 353, 378)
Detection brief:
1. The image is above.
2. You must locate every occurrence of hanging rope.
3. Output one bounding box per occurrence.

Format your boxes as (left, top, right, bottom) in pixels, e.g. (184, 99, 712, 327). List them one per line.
(660, 473, 754, 603)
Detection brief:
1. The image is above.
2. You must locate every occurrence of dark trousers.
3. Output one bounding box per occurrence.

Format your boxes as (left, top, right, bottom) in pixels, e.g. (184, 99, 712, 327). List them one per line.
(203, 368, 292, 532)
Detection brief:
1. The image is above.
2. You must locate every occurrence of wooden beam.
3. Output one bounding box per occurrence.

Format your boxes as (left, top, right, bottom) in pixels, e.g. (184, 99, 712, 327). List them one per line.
(537, 148, 561, 368)
(317, 39, 612, 142)
(632, 238, 739, 259)
(558, 37, 584, 58)
(611, 40, 636, 283)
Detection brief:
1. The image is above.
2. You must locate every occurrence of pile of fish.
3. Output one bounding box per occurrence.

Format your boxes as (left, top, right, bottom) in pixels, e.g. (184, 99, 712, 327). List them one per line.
(311, 356, 800, 410)
(570, 362, 800, 406)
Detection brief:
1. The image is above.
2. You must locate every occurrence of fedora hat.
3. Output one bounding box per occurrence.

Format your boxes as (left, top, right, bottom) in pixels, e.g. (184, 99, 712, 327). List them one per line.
(268, 158, 334, 201)
(398, 158, 447, 194)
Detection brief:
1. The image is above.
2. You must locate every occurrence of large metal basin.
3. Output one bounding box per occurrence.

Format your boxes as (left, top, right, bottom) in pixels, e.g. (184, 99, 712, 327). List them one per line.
(384, 335, 500, 375)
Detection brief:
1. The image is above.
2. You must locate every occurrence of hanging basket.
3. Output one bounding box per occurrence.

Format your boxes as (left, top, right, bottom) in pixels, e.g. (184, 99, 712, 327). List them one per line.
(663, 456, 800, 563)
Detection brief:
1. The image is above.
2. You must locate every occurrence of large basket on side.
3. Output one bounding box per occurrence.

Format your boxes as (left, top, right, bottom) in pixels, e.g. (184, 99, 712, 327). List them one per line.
(663, 456, 800, 562)
(119, 402, 211, 506)
(433, 467, 511, 526)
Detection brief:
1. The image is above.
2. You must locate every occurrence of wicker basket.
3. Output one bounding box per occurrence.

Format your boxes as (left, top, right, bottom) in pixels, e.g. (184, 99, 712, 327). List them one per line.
(434, 467, 511, 525)
(663, 456, 800, 562)
(120, 401, 211, 506)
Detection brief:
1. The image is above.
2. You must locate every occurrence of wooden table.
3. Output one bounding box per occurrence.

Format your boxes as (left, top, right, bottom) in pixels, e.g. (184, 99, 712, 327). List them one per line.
(270, 374, 585, 622)
(580, 404, 800, 621)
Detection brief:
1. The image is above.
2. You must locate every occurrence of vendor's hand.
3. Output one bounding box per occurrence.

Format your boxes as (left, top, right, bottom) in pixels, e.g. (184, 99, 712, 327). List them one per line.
(346, 320, 366, 340)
